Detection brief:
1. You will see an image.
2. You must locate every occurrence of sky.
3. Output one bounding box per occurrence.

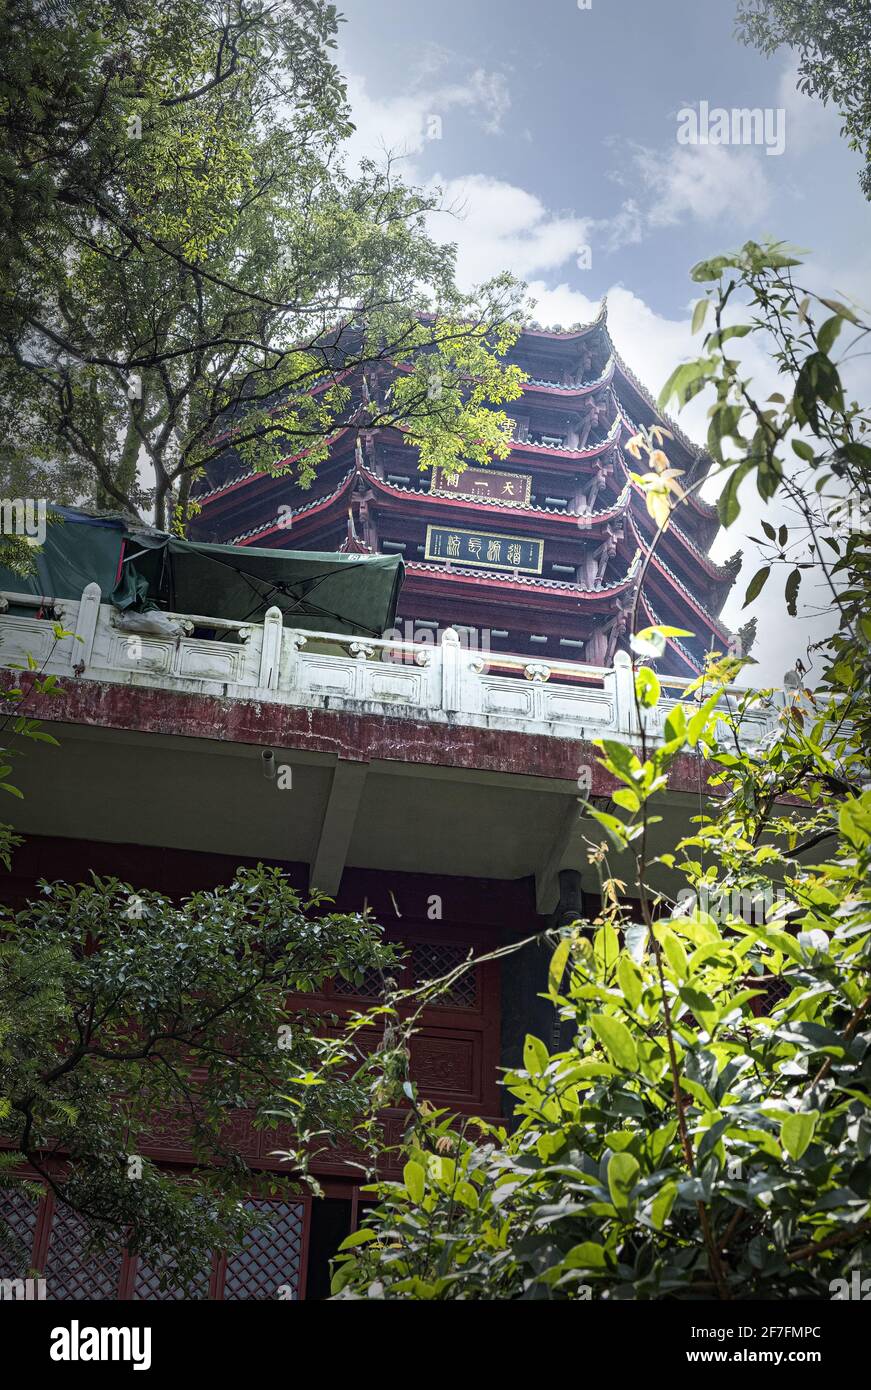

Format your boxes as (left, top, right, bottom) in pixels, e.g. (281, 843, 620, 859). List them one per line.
(334, 0, 870, 685)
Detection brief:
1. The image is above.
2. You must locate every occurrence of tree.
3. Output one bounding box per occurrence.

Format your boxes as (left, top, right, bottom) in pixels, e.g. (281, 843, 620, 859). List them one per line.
(328, 244, 871, 1300)
(736, 0, 871, 198)
(0, 0, 525, 529)
(0, 864, 401, 1286)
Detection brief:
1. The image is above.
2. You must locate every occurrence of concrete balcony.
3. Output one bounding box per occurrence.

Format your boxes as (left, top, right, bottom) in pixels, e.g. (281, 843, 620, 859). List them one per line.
(0, 583, 782, 744)
(0, 584, 785, 911)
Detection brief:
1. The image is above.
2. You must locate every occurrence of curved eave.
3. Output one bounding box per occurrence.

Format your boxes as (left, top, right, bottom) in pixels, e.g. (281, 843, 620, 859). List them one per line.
(228, 467, 356, 546)
(404, 549, 642, 605)
(639, 593, 704, 677)
(623, 479, 739, 589)
(512, 414, 623, 462)
(361, 468, 632, 532)
(519, 303, 608, 340)
(624, 512, 731, 645)
(519, 357, 615, 399)
(194, 429, 351, 508)
(614, 411, 719, 524)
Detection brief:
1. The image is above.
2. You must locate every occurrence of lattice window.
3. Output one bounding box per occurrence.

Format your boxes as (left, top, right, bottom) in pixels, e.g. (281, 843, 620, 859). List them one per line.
(222, 1200, 305, 1300)
(332, 967, 388, 999)
(0, 1187, 39, 1276)
(411, 943, 477, 1008)
(43, 1203, 123, 1300)
(745, 970, 795, 1017)
(760, 973, 794, 1013)
(133, 1256, 211, 1301)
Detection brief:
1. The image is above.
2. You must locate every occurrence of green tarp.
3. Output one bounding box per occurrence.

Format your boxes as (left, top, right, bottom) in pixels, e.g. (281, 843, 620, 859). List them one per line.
(0, 508, 404, 638)
(0, 508, 126, 601)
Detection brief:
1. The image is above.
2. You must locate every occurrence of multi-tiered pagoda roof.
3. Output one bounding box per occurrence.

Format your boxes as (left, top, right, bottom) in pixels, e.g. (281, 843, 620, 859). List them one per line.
(189, 307, 742, 676)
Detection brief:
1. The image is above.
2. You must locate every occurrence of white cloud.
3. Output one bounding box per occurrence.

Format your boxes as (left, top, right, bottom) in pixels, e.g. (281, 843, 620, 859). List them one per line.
(425, 174, 592, 285)
(631, 141, 774, 232)
(341, 68, 511, 170)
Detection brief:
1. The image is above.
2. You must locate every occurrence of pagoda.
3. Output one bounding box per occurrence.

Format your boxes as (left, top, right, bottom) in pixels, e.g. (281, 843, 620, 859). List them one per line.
(189, 307, 744, 676)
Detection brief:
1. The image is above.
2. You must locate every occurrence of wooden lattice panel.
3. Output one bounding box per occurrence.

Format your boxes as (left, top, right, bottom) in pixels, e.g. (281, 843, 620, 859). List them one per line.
(0, 1187, 39, 1276)
(331, 967, 388, 999)
(43, 1204, 123, 1300)
(222, 1200, 305, 1300)
(133, 1256, 211, 1301)
(411, 942, 478, 1008)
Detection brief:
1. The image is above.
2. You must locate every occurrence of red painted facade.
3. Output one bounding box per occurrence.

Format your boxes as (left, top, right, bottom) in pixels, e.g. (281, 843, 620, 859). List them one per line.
(1, 838, 529, 1299)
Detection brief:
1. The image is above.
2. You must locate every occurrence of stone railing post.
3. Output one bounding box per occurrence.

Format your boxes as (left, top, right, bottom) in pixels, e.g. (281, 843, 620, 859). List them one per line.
(283, 629, 308, 694)
(74, 582, 101, 670)
(440, 626, 461, 713)
(612, 649, 635, 737)
(258, 605, 283, 690)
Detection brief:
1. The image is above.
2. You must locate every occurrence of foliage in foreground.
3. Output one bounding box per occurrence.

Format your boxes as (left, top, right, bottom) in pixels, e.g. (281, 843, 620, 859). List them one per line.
(0, 0, 525, 527)
(333, 692, 870, 1299)
(331, 243, 871, 1299)
(0, 865, 399, 1283)
(737, 0, 871, 199)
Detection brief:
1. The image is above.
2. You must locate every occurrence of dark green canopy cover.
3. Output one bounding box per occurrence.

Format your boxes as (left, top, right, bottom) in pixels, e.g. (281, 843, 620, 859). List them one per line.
(0, 508, 403, 638)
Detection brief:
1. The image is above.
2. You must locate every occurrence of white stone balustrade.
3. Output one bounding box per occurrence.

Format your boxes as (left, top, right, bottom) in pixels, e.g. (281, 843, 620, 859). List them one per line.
(0, 583, 786, 747)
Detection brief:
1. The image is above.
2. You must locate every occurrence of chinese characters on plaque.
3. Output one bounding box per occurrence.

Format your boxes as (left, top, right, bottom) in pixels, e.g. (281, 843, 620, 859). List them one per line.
(429, 465, 532, 507)
(424, 525, 544, 575)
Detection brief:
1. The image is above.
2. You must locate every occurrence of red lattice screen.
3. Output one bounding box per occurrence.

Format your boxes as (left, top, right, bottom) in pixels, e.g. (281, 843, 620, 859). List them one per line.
(0, 1186, 308, 1300)
(0, 1186, 40, 1278)
(222, 1200, 305, 1300)
(43, 1203, 124, 1300)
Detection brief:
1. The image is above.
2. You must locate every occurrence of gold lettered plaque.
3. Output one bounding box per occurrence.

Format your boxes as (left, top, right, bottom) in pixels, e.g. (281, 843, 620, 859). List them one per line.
(424, 525, 543, 575)
(430, 465, 532, 507)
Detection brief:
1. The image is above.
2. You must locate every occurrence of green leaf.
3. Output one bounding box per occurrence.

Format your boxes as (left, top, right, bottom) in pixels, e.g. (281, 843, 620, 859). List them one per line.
(780, 1111, 818, 1161)
(548, 938, 571, 995)
(785, 567, 801, 617)
(817, 315, 844, 356)
(587, 807, 629, 851)
(594, 922, 620, 976)
(523, 1033, 550, 1075)
(612, 787, 640, 812)
(662, 932, 688, 980)
(617, 954, 643, 1011)
(657, 360, 707, 411)
(818, 297, 859, 325)
(404, 1160, 426, 1204)
(591, 1014, 638, 1071)
(717, 460, 752, 526)
(743, 566, 770, 607)
(635, 666, 660, 709)
(607, 1151, 640, 1211)
(338, 1228, 377, 1249)
(564, 1241, 609, 1270)
(691, 299, 709, 335)
(454, 1180, 479, 1209)
(651, 1181, 677, 1231)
